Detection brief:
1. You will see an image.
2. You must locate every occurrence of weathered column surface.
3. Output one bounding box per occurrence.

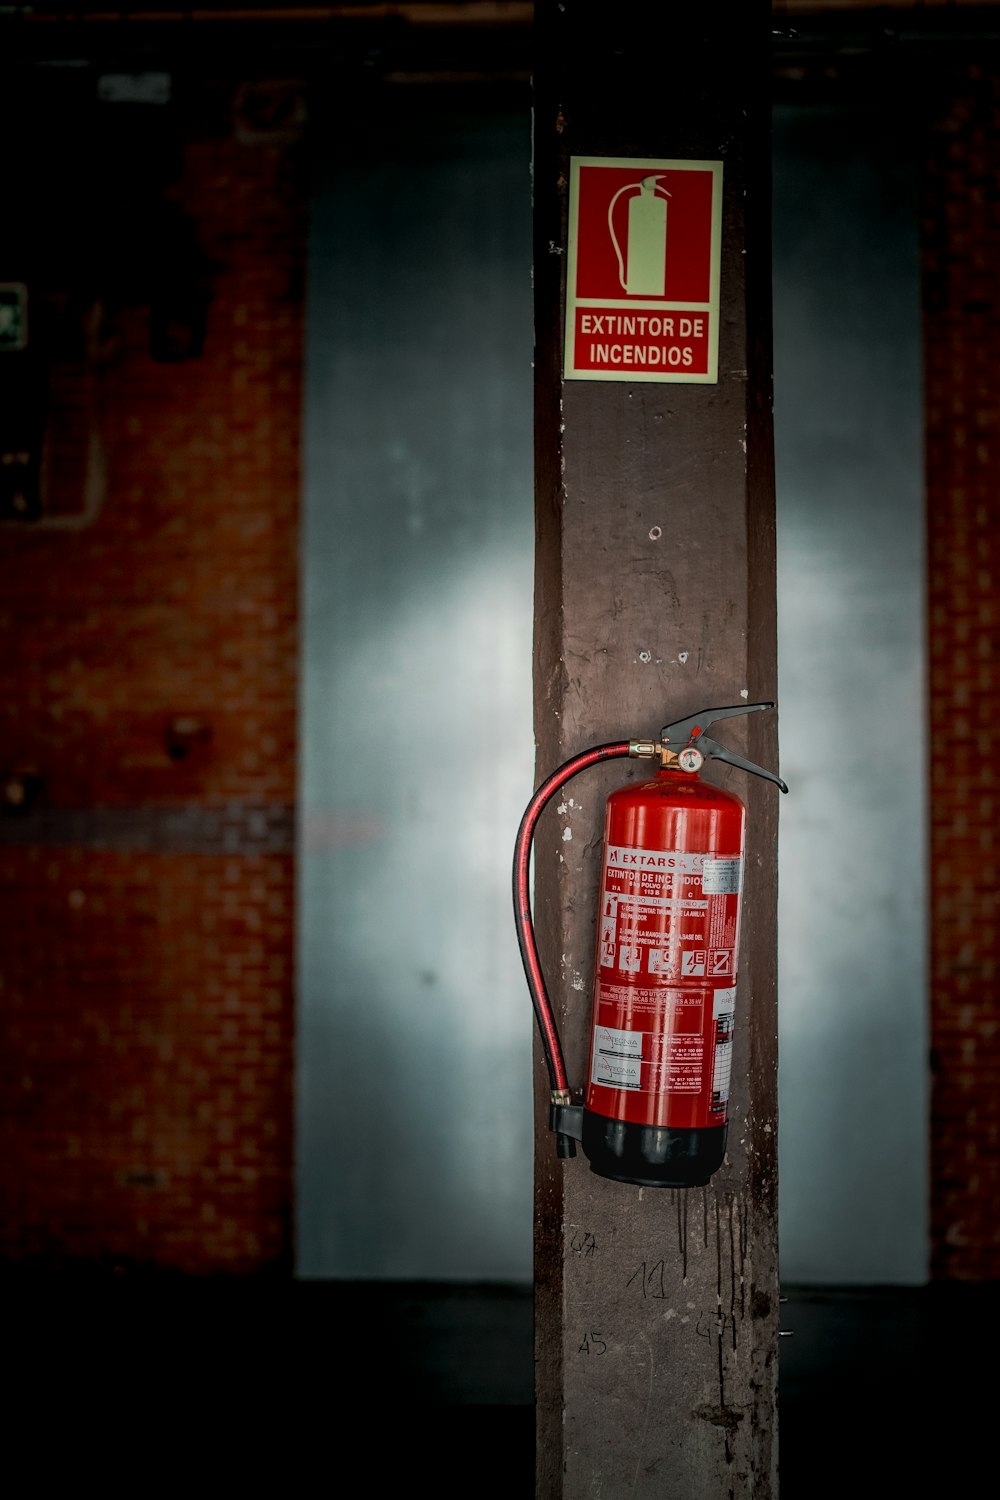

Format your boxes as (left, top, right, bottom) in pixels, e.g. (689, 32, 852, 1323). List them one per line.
(533, 4, 779, 1496)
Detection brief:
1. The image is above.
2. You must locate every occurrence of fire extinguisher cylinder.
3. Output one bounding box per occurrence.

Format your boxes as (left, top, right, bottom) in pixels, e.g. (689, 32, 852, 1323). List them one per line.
(514, 703, 786, 1189)
(582, 761, 749, 1187)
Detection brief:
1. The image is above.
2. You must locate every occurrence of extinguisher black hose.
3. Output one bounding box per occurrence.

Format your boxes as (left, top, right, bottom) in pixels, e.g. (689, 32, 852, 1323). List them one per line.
(513, 741, 632, 1095)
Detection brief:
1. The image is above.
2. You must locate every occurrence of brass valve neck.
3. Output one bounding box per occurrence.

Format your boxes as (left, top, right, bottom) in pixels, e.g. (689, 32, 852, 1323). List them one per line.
(628, 739, 683, 770)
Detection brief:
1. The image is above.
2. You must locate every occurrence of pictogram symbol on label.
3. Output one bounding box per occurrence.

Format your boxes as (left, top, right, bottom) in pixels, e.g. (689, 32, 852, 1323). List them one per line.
(681, 950, 707, 976)
(600, 896, 619, 968)
(648, 948, 675, 977)
(709, 949, 732, 976)
(619, 945, 641, 973)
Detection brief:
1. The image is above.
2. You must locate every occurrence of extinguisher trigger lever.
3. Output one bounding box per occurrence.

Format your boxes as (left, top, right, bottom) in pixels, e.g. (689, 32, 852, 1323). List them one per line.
(660, 702, 788, 793)
(697, 735, 789, 794)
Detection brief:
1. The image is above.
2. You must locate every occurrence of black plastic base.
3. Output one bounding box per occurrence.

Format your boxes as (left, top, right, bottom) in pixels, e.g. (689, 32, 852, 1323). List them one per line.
(581, 1110, 726, 1188)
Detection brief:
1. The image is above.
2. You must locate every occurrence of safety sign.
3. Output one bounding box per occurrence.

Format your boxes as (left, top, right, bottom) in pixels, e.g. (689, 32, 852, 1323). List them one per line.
(563, 156, 722, 384)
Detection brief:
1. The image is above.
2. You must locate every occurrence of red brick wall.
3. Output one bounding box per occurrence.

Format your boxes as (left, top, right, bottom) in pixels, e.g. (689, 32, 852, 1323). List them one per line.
(0, 80, 304, 1272)
(924, 63, 1000, 1280)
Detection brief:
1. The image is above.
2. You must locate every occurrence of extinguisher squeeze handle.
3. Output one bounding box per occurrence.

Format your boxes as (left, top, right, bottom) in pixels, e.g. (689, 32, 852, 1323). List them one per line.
(662, 702, 788, 793)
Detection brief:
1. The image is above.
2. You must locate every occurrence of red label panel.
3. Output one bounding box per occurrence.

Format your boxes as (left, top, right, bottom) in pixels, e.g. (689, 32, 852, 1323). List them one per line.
(573, 165, 715, 304)
(572, 308, 711, 377)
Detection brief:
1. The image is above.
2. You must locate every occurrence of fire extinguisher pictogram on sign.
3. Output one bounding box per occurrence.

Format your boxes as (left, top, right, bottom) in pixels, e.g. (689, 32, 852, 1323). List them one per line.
(610, 174, 670, 295)
(563, 156, 723, 385)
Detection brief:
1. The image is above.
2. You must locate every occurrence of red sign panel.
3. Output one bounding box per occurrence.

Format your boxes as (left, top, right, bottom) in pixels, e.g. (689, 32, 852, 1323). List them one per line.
(563, 156, 723, 384)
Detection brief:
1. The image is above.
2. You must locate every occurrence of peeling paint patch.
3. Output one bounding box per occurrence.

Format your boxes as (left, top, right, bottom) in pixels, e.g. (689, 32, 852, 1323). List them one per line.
(693, 1404, 745, 1434)
(562, 826, 573, 842)
(740, 687, 749, 699)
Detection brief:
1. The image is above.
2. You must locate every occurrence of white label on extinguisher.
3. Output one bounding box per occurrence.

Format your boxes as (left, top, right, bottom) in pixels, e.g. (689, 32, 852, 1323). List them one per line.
(713, 987, 737, 1016)
(594, 1024, 643, 1059)
(702, 857, 743, 895)
(592, 1053, 642, 1091)
(711, 987, 736, 1108)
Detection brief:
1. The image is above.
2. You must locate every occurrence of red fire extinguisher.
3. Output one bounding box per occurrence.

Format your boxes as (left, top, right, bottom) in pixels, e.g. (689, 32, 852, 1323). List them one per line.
(514, 703, 786, 1188)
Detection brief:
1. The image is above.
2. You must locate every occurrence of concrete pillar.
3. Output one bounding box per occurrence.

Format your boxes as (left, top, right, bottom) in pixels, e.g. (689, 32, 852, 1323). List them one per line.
(532, 4, 779, 1495)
